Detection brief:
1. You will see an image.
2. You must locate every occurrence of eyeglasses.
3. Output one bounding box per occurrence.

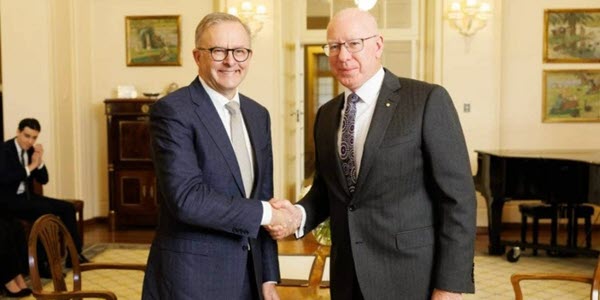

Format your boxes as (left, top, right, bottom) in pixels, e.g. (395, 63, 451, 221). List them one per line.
(322, 35, 378, 57)
(196, 47, 253, 62)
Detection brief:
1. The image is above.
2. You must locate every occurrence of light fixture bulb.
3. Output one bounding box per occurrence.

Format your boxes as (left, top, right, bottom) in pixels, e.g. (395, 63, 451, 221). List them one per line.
(354, 0, 377, 11)
(228, 1, 268, 37)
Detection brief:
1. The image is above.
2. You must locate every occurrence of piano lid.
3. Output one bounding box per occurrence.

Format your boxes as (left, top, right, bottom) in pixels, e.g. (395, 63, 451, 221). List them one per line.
(475, 149, 600, 165)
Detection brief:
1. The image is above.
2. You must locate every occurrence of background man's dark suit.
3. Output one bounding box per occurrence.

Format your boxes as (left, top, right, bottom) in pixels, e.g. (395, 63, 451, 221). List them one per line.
(142, 78, 279, 299)
(0, 139, 48, 199)
(298, 70, 476, 299)
(0, 138, 83, 254)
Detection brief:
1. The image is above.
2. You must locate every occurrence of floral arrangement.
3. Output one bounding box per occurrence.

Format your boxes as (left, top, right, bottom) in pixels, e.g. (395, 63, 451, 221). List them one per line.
(313, 218, 331, 246)
(301, 185, 331, 246)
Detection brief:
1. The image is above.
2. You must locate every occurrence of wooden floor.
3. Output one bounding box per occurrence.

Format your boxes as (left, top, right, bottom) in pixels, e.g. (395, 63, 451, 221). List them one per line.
(83, 221, 600, 299)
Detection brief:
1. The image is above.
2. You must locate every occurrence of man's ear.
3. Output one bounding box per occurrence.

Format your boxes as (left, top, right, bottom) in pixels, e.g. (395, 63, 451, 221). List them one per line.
(192, 49, 202, 66)
(375, 35, 384, 59)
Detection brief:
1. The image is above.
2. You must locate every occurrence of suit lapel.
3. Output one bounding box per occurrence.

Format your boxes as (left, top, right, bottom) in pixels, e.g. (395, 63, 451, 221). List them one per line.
(320, 94, 350, 197)
(189, 79, 246, 196)
(240, 95, 264, 198)
(8, 139, 19, 164)
(354, 70, 402, 196)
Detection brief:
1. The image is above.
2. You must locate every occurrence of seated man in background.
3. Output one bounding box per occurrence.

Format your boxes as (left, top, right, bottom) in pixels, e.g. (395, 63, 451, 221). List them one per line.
(0, 118, 88, 276)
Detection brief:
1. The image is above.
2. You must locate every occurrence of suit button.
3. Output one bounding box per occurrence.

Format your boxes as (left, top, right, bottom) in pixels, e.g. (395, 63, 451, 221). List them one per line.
(242, 245, 249, 251)
(349, 205, 355, 211)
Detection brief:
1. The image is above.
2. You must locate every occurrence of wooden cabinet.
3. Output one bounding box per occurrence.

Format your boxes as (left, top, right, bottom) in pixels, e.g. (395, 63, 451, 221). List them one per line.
(105, 99, 158, 229)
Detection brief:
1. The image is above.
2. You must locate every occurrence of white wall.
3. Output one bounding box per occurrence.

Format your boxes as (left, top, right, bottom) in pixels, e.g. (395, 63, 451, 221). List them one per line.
(440, 0, 600, 226)
(1, 0, 56, 192)
(2, 0, 598, 223)
(499, 0, 600, 223)
(441, 0, 501, 226)
(500, 0, 600, 149)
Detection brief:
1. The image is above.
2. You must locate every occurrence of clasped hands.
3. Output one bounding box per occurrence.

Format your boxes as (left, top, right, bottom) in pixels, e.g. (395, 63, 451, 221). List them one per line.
(264, 198, 302, 240)
(28, 144, 44, 171)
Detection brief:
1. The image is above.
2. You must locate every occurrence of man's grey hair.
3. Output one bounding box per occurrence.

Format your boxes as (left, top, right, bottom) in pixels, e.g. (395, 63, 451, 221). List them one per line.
(194, 12, 251, 47)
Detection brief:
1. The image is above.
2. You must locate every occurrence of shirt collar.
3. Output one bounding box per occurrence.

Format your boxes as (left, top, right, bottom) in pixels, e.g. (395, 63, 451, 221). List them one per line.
(344, 67, 385, 104)
(198, 76, 241, 108)
(14, 139, 24, 156)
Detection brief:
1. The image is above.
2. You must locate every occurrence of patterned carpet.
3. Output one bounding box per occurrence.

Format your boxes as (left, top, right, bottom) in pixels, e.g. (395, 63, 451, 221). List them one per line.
(3, 244, 597, 299)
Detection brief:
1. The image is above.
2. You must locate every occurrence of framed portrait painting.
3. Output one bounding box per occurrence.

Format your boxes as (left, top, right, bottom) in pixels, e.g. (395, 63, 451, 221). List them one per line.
(543, 69, 600, 122)
(125, 15, 181, 66)
(543, 9, 600, 63)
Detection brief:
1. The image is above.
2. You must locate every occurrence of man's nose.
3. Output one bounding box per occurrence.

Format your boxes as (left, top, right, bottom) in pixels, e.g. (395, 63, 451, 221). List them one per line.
(223, 51, 237, 65)
(337, 45, 352, 60)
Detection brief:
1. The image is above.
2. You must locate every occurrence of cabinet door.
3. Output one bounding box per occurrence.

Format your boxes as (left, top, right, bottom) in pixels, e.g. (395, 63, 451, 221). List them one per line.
(114, 169, 158, 226)
(119, 118, 152, 161)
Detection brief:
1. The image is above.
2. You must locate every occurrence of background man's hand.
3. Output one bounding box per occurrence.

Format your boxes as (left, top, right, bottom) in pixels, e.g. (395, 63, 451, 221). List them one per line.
(29, 144, 44, 170)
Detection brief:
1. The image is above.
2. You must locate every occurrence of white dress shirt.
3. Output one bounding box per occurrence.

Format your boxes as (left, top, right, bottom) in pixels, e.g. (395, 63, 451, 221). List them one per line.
(15, 140, 29, 195)
(337, 67, 385, 174)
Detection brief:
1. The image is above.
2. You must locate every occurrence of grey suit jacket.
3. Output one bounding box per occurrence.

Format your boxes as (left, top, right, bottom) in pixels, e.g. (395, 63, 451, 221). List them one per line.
(142, 78, 279, 300)
(298, 69, 476, 300)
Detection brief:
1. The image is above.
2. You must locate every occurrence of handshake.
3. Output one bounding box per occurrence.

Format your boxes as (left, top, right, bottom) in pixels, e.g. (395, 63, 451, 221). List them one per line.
(264, 198, 302, 240)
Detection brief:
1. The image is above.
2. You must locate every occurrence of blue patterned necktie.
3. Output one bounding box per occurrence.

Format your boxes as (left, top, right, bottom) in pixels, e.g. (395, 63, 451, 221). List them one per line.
(340, 93, 360, 194)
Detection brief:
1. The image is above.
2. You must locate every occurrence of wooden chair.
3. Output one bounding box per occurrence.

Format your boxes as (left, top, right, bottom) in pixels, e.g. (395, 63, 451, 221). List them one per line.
(511, 257, 600, 300)
(28, 214, 146, 300)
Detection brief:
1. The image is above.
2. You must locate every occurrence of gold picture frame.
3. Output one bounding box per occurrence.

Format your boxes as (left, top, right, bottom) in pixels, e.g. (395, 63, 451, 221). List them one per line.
(542, 69, 600, 122)
(543, 9, 600, 63)
(125, 15, 181, 66)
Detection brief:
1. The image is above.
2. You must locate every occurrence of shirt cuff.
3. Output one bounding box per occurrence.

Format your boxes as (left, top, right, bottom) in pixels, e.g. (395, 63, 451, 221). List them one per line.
(23, 166, 30, 177)
(294, 204, 307, 238)
(260, 201, 272, 225)
(38, 162, 44, 170)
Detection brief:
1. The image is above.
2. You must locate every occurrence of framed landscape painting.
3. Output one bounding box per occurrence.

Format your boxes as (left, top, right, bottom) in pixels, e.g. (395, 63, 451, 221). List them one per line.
(543, 70, 600, 122)
(543, 9, 600, 63)
(125, 15, 181, 66)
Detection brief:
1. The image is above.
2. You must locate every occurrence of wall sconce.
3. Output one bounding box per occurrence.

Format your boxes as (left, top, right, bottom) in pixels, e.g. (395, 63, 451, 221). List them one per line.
(228, 1, 267, 37)
(354, 0, 378, 11)
(446, 0, 492, 37)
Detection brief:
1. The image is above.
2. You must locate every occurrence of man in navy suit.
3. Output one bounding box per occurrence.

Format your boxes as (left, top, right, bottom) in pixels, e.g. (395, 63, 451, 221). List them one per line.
(142, 12, 294, 300)
(270, 8, 476, 300)
(0, 118, 88, 277)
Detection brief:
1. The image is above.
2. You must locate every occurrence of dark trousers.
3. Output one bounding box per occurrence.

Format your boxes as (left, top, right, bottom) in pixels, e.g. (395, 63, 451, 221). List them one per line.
(7, 193, 82, 253)
(240, 250, 260, 300)
(0, 216, 28, 284)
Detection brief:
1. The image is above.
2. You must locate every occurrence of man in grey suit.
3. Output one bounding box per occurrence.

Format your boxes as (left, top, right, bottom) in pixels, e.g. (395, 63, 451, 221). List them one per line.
(142, 13, 294, 300)
(270, 8, 476, 300)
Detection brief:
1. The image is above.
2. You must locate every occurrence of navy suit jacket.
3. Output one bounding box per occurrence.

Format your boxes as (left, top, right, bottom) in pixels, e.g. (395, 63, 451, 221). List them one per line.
(0, 138, 49, 203)
(142, 78, 279, 299)
(298, 70, 476, 299)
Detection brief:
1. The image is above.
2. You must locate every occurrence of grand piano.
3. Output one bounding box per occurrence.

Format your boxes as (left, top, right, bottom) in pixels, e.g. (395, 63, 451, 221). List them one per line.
(474, 149, 600, 255)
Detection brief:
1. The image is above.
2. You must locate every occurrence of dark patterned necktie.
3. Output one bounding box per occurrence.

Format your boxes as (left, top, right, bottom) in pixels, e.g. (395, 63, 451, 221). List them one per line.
(20, 149, 26, 166)
(340, 93, 360, 193)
